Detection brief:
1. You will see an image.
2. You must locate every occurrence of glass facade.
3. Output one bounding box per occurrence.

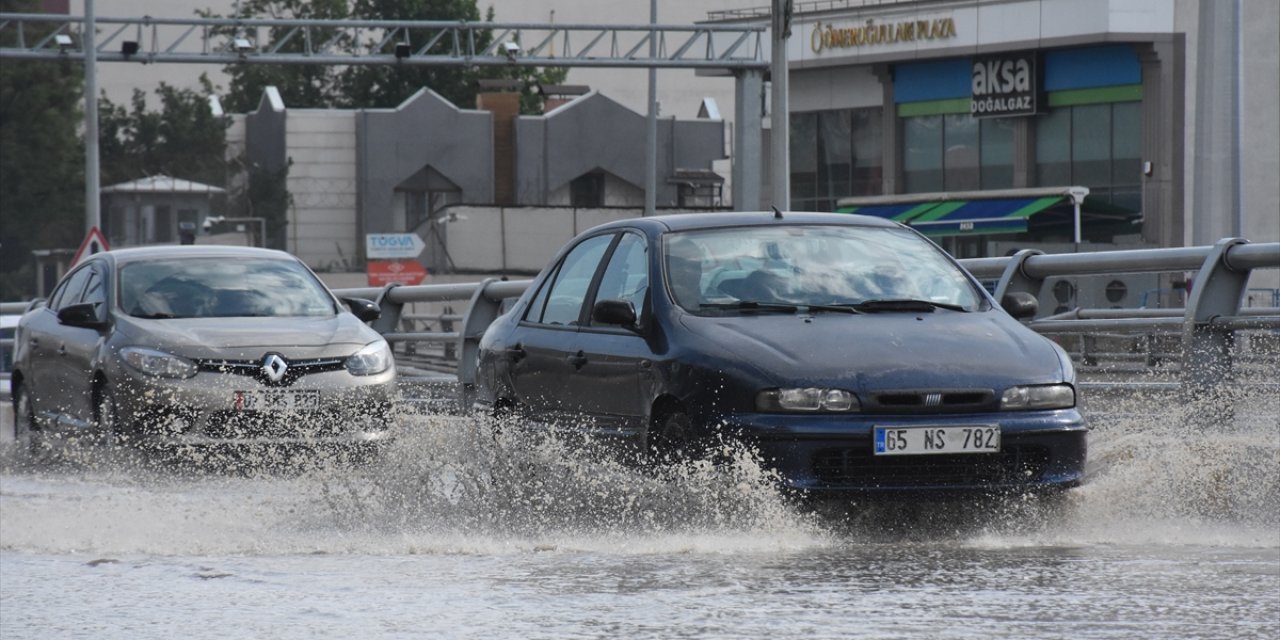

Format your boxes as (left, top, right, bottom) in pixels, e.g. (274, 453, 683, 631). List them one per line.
(903, 114, 1015, 193)
(1035, 101, 1142, 211)
(790, 107, 882, 211)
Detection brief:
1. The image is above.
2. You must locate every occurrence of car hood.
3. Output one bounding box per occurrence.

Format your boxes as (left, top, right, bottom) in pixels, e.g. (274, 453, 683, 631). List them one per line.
(112, 314, 382, 360)
(678, 309, 1067, 391)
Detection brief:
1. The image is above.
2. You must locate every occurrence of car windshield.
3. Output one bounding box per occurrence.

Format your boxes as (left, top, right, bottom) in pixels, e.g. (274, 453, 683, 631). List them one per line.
(663, 224, 986, 314)
(119, 258, 338, 319)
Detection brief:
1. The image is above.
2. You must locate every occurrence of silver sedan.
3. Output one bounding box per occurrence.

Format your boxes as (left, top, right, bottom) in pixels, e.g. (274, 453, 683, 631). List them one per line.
(10, 245, 397, 458)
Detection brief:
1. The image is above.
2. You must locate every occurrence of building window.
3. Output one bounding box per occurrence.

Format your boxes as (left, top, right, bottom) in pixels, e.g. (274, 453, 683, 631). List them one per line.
(903, 114, 1015, 194)
(790, 107, 882, 211)
(1035, 101, 1141, 210)
(571, 172, 605, 208)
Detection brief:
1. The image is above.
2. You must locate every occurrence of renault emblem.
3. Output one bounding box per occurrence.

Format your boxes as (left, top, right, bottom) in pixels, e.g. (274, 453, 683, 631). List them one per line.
(262, 353, 288, 383)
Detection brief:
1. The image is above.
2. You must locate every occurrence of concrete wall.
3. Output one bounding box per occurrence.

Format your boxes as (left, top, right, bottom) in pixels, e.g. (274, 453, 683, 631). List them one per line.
(514, 92, 726, 208)
(429, 205, 640, 273)
(357, 88, 495, 235)
(282, 111, 360, 269)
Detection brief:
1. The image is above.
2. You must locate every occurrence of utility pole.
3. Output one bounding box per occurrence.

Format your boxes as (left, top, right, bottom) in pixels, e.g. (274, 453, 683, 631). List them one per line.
(644, 1, 658, 215)
(84, 0, 100, 233)
(770, 0, 791, 210)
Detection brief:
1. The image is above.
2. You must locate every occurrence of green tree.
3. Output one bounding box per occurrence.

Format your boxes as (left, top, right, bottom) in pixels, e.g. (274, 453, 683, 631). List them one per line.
(206, 0, 351, 112)
(216, 0, 567, 114)
(0, 0, 85, 299)
(97, 75, 231, 189)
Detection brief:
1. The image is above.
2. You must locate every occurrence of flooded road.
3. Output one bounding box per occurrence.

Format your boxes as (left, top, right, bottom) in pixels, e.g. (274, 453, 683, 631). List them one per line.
(2, 389, 1277, 639)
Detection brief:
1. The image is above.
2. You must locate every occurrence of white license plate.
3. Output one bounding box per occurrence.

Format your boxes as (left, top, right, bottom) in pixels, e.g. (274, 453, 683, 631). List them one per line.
(873, 425, 1000, 455)
(233, 389, 320, 412)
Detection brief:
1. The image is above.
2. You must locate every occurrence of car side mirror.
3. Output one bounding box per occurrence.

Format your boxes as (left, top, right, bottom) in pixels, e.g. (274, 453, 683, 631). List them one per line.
(592, 299, 638, 327)
(343, 297, 381, 323)
(1001, 291, 1038, 320)
(57, 302, 107, 329)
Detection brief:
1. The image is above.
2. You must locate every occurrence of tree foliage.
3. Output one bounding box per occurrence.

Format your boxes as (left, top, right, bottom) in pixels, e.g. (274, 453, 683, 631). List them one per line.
(213, 0, 567, 114)
(97, 75, 231, 189)
(0, 0, 85, 298)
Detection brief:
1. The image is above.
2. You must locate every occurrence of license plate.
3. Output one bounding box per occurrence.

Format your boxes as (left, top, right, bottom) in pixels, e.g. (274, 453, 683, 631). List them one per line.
(873, 425, 1000, 455)
(233, 389, 320, 412)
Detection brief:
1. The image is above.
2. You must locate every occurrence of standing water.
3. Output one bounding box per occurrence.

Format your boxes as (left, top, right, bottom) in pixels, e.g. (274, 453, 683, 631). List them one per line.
(1, 385, 1277, 639)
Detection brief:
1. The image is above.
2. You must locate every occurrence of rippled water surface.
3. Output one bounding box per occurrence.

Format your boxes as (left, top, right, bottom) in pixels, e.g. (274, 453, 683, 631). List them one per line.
(2, 388, 1277, 639)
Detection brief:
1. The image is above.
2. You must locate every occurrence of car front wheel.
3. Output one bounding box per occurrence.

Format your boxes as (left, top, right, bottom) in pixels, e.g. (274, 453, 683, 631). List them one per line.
(94, 385, 122, 445)
(648, 410, 697, 463)
(12, 385, 48, 463)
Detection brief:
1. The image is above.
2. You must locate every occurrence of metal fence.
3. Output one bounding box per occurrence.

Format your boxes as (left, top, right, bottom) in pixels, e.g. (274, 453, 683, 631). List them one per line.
(3, 239, 1278, 407)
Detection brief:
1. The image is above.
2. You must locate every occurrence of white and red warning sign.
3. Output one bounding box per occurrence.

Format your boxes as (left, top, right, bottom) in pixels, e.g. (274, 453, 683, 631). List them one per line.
(70, 226, 110, 266)
(367, 259, 427, 286)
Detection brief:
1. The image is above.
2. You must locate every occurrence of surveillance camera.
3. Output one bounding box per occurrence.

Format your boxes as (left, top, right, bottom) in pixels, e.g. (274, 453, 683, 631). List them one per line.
(54, 34, 74, 50)
(502, 41, 520, 58)
(233, 38, 253, 53)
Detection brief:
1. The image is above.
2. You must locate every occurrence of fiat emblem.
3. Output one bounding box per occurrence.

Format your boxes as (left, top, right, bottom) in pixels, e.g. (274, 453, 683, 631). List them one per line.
(261, 353, 289, 383)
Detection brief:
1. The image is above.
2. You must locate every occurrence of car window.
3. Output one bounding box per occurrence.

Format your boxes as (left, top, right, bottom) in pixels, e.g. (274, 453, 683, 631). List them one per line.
(80, 268, 105, 307)
(663, 225, 985, 313)
(528, 234, 613, 326)
(589, 232, 648, 324)
(119, 258, 339, 319)
(50, 267, 94, 312)
(523, 263, 559, 323)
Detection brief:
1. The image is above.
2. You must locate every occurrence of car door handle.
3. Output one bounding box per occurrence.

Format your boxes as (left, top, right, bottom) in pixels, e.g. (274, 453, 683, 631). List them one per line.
(566, 351, 588, 368)
(505, 344, 526, 362)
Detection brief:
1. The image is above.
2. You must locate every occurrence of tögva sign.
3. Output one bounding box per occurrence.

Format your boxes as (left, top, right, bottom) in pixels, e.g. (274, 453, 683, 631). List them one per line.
(366, 233, 425, 259)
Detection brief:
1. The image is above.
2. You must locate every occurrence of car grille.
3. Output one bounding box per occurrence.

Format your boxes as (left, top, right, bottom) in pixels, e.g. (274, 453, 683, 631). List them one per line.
(864, 389, 997, 414)
(195, 357, 347, 387)
(811, 445, 1051, 487)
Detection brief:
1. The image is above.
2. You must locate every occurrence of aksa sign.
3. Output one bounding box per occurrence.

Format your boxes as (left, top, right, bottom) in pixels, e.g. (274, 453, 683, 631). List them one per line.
(971, 53, 1040, 118)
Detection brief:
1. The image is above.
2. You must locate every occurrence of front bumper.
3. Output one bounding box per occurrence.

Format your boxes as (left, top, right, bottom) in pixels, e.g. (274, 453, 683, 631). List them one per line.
(109, 364, 398, 446)
(714, 409, 1087, 495)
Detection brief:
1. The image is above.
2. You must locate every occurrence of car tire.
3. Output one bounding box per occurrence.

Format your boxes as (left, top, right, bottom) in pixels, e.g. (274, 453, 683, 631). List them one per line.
(94, 385, 123, 446)
(12, 385, 49, 464)
(648, 411, 696, 463)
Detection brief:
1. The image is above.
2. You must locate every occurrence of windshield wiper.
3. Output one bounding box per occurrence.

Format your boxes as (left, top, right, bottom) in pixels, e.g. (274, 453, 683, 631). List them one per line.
(699, 301, 800, 314)
(849, 299, 969, 313)
(803, 303, 863, 315)
(131, 312, 177, 319)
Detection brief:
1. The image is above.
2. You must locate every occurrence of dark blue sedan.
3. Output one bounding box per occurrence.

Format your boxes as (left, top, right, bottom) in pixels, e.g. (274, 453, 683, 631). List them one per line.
(475, 212, 1086, 495)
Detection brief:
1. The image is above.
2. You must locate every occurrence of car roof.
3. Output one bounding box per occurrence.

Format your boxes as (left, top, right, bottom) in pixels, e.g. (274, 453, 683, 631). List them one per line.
(588, 211, 902, 234)
(92, 245, 301, 266)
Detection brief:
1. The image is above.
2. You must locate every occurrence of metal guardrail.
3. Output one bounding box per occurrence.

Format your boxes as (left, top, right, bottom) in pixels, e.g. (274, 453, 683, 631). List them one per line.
(329, 238, 1280, 397)
(3, 239, 1278, 405)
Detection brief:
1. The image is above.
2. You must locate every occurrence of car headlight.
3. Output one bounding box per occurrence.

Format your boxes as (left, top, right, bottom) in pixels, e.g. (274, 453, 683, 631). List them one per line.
(1001, 384, 1075, 410)
(120, 347, 198, 379)
(756, 388, 860, 413)
(346, 340, 393, 376)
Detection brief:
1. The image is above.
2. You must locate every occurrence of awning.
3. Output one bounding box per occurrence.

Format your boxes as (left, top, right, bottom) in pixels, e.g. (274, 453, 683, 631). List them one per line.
(835, 187, 1092, 238)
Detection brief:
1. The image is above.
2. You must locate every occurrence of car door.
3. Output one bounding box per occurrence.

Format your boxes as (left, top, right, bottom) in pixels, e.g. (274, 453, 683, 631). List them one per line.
(505, 233, 615, 420)
(22, 265, 94, 429)
(50, 263, 109, 428)
(572, 231, 653, 432)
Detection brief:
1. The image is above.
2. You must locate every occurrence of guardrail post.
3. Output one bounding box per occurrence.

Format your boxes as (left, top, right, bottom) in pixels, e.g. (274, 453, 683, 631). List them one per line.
(1182, 238, 1250, 416)
(993, 249, 1045, 316)
(456, 278, 503, 410)
(371, 284, 404, 335)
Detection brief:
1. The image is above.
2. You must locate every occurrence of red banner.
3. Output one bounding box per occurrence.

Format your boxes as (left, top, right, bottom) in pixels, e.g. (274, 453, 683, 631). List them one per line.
(367, 260, 427, 286)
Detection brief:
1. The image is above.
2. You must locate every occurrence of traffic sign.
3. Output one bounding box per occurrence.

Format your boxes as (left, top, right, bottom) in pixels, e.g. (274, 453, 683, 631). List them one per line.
(367, 259, 428, 286)
(366, 233, 426, 259)
(71, 226, 110, 266)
